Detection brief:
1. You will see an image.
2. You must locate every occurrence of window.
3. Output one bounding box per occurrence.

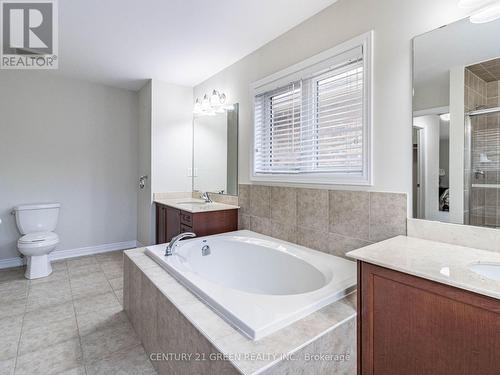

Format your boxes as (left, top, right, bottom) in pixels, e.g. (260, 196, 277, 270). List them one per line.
(252, 32, 372, 185)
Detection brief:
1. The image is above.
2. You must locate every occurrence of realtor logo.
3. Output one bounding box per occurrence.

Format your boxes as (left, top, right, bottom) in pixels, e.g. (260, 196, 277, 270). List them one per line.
(1, 0, 58, 69)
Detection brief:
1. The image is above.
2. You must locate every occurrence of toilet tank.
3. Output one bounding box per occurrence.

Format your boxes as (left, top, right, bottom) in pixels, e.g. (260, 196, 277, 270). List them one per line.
(14, 203, 60, 234)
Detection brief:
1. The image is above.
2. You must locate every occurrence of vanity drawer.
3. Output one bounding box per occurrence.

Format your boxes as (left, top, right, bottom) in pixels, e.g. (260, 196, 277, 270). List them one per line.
(180, 211, 192, 226)
(180, 223, 193, 233)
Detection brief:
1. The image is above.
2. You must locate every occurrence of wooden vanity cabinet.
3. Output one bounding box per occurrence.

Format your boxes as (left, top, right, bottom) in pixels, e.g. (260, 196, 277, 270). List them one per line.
(357, 261, 500, 375)
(155, 203, 238, 244)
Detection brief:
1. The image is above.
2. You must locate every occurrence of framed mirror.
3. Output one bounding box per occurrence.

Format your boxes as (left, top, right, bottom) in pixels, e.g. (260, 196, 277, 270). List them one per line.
(412, 17, 500, 228)
(192, 104, 239, 196)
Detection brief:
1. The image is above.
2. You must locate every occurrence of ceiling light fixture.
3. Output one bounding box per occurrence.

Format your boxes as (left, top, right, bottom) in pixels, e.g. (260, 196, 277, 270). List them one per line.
(470, 1, 500, 22)
(458, 0, 492, 8)
(193, 90, 232, 116)
(459, 0, 500, 23)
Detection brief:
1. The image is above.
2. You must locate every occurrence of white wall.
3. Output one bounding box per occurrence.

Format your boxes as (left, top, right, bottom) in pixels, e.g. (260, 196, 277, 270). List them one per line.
(448, 66, 466, 224)
(414, 78, 450, 112)
(137, 81, 153, 246)
(193, 0, 469, 205)
(151, 80, 193, 194)
(0, 72, 139, 260)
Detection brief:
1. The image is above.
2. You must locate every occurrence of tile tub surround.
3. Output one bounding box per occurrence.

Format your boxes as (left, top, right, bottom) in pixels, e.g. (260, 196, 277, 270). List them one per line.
(0, 251, 156, 375)
(124, 248, 357, 375)
(347, 235, 500, 300)
(238, 184, 407, 258)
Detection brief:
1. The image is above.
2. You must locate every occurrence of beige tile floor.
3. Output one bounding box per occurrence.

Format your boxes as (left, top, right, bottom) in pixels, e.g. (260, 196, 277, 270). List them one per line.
(0, 251, 157, 375)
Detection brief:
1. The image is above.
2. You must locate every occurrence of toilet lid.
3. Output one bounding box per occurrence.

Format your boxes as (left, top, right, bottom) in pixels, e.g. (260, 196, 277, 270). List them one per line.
(19, 232, 58, 244)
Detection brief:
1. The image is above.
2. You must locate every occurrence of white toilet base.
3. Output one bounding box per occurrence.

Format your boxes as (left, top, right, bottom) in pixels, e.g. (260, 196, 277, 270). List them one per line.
(25, 255, 53, 279)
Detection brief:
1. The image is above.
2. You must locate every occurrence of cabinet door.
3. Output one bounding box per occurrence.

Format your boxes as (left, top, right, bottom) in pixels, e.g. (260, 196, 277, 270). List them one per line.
(156, 205, 166, 244)
(165, 206, 181, 243)
(191, 209, 238, 237)
(358, 261, 500, 375)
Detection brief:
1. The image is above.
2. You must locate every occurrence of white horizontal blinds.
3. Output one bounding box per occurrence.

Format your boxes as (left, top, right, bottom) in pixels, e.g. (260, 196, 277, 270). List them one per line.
(254, 82, 302, 173)
(254, 46, 364, 175)
(313, 59, 364, 173)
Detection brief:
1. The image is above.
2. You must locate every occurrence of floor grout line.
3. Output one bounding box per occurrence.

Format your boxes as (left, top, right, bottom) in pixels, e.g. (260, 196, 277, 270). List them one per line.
(97, 257, 123, 306)
(67, 259, 89, 375)
(12, 275, 30, 375)
(1, 251, 155, 375)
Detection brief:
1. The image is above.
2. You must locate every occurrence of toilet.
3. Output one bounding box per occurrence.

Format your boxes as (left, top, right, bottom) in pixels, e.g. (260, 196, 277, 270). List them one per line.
(14, 203, 60, 279)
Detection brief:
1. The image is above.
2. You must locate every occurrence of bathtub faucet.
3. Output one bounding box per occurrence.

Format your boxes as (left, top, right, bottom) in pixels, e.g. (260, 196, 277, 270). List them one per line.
(201, 240, 211, 256)
(165, 232, 196, 256)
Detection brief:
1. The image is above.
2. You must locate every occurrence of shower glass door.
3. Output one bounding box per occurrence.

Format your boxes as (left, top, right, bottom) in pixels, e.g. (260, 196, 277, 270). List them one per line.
(467, 107, 500, 228)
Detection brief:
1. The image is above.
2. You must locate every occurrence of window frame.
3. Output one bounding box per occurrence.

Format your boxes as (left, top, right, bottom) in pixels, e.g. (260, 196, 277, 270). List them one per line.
(250, 31, 373, 186)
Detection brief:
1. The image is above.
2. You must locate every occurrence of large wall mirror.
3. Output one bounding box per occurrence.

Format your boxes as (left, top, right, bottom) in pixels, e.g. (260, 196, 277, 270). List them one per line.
(413, 17, 500, 228)
(193, 104, 239, 196)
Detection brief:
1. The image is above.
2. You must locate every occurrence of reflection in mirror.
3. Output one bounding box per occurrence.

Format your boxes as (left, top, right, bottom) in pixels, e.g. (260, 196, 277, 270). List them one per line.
(193, 104, 238, 196)
(413, 17, 500, 228)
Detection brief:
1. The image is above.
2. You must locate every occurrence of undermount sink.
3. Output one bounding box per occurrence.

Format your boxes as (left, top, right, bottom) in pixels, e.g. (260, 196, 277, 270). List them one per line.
(468, 263, 500, 282)
(177, 201, 208, 206)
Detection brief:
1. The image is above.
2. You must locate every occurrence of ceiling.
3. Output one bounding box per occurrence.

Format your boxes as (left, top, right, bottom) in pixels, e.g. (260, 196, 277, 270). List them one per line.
(55, 0, 338, 91)
(467, 58, 500, 82)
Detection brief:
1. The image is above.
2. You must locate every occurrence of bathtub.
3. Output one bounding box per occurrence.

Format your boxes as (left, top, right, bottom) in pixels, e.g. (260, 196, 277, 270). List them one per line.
(145, 230, 356, 340)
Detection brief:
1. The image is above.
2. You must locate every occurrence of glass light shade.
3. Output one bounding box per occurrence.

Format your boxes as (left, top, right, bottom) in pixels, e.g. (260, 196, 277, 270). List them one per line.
(194, 90, 230, 116)
(210, 90, 220, 106)
(201, 94, 210, 109)
(470, 2, 500, 23)
(193, 99, 202, 114)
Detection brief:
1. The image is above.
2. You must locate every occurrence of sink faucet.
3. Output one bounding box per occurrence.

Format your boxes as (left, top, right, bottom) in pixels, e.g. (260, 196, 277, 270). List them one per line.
(165, 232, 196, 256)
(201, 192, 212, 203)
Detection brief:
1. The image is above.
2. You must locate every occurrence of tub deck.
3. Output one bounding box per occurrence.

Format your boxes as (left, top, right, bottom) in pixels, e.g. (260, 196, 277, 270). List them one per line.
(124, 247, 357, 375)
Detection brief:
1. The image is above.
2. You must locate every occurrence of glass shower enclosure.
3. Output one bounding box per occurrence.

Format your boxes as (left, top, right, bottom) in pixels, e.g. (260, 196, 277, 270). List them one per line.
(465, 106, 500, 228)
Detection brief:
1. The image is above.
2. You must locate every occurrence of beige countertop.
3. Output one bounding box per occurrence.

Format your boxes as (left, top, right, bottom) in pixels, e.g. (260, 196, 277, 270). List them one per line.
(154, 197, 239, 213)
(347, 235, 500, 300)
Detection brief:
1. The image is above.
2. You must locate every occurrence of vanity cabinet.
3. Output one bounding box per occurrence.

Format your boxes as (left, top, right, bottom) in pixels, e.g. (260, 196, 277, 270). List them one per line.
(155, 203, 238, 244)
(357, 261, 500, 375)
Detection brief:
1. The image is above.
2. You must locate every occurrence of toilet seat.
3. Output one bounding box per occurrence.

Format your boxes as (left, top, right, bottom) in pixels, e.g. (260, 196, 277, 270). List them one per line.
(18, 232, 59, 247)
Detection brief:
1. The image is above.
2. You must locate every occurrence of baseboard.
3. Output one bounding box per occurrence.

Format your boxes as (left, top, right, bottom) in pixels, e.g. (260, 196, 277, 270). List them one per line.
(0, 257, 24, 269)
(0, 240, 138, 270)
(50, 240, 138, 261)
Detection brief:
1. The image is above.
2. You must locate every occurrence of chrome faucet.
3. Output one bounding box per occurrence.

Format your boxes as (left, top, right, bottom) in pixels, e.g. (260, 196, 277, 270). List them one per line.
(201, 240, 211, 256)
(474, 169, 485, 179)
(165, 232, 196, 256)
(201, 192, 213, 203)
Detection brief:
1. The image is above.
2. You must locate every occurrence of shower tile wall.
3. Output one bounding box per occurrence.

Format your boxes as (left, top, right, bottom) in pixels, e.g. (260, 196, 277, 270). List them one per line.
(238, 184, 407, 259)
(465, 67, 500, 228)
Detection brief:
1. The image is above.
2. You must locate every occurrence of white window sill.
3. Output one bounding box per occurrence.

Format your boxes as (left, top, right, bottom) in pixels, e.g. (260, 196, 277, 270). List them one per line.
(250, 173, 373, 186)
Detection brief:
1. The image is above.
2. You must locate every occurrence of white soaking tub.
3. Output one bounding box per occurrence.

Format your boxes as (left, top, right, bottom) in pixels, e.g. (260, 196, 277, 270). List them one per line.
(145, 230, 356, 340)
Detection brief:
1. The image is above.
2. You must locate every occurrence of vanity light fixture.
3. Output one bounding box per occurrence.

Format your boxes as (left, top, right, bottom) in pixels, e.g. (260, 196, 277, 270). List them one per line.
(459, 0, 500, 23)
(193, 90, 233, 116)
